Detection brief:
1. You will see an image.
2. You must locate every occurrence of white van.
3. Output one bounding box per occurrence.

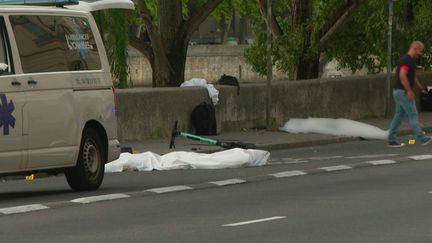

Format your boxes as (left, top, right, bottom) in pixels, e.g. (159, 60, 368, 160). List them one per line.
(0, 0, 133, 190)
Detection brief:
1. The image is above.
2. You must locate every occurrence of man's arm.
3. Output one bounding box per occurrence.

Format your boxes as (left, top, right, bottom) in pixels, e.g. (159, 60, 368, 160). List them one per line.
(399, 68, 415, 101)
(415, 77, 427, 94)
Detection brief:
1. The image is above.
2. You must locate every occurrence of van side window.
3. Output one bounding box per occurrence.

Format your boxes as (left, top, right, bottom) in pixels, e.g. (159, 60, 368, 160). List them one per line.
(0, 17, 13, 75)
(9, 15, 101, 73)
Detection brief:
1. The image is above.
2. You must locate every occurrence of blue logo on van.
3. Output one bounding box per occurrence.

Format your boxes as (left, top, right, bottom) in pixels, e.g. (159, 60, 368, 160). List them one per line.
(0, 94, 15, 135)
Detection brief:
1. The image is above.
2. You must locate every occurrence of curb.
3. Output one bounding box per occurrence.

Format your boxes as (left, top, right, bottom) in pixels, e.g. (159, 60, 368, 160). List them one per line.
(254, 126, 432, 151)
(152, 126, 432, 154)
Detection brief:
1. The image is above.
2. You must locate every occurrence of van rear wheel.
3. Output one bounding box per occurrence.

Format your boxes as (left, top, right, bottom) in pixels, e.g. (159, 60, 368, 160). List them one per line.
(65, 128, 105, 191)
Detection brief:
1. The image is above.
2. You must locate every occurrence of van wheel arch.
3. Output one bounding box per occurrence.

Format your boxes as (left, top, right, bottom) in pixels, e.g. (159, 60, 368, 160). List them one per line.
(82, 121, 108, 163)
(65, 123, 108, 191)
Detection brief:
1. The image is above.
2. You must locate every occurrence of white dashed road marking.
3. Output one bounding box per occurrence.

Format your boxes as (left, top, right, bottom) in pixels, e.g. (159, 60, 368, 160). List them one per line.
(71, 193, 130, 204)
(270, 170, 307, 178)
(319, 165, 352, 172)
(367, 160, 397, 166)
(309, 156, 344, 160)
(346, 154, 399, 159)
(269, 160, 308, 165)
(408, 155, 432, 161)
(146, 185, 193, 194)
(223, 216, 286, 227)
(3, 153, 432, 217)
(272, 154, 401, 164)
(209, 178, 246, 186)
(0, 204, 49, 215)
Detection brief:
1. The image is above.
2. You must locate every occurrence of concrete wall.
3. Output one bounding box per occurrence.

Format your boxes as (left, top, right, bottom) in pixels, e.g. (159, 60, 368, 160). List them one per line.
(127, 45, 289, 86)
(116, 87, 208, 140)
(116, 72, 432, 141)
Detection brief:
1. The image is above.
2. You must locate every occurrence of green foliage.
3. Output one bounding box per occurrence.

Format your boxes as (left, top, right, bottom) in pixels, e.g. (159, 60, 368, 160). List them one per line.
(232, 0, 261, 21)
(132, 0, 217, 29)
(326, 0, 388, 74)
(244, 29, 267, 75)
(103, 9, 130, 88)
(411, 0, 432, 68)
(209, 0, 233, 22)
(240, 0, 322, 75)
(241, 0, 432, 77)
(324, 0, 432, 73)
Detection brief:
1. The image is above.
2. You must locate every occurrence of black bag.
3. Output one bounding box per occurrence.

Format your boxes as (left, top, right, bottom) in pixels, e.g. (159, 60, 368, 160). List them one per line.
(217, 74, 240, 95)
(191, 102, 217, 135)
(421, 90, 432, 111)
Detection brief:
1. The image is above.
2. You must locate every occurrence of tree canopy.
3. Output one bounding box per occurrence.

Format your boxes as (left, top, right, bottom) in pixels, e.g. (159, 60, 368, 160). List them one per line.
(102, 9, 130, 88)
(327, 0, 432, 73)
(104, 0, 432, 87)
(239, 0, 366, 79)
(241, 0, 432, 80)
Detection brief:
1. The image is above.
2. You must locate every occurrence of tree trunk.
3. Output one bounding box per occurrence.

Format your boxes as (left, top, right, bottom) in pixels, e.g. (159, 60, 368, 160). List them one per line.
(297, 57, 320, 80)
(238, 17, 247, 44)
(291, 0, 312, 27)
(159, 1, 182, 50)
(132, 0, 224, 87)
(292, 0, 316, 80)
(404, 3, 414, 28)
(219, 13, 233, 44)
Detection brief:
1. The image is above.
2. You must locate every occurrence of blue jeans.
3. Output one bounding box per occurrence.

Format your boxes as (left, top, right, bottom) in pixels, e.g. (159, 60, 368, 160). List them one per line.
(388, 89, 427, 143)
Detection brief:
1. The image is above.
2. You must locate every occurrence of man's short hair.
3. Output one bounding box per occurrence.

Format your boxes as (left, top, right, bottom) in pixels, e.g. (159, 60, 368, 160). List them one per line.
(410, 41, 424, 50)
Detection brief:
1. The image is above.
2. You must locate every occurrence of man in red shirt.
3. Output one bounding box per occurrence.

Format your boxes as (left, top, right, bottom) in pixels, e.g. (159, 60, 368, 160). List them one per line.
(388, 41, 431, 147)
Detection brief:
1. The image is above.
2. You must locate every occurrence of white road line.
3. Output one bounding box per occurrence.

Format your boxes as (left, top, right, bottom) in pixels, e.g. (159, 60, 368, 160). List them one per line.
(146, 185, 193, 194)
(309, 156, 344, 160)
(408, 155, 432, 161)
(223, 216, 286, 227)
(0, 204, 49, 215)
(270, 170, 307, 178)
(71, 193, 130, 204)
(346, 154, 399, 159)
(319, 165, 352, 172)
(280, 158, 309, 162)
(209, 178, 246, 186)
(269, 160, 308, 165)
(367, 160, 397, 166)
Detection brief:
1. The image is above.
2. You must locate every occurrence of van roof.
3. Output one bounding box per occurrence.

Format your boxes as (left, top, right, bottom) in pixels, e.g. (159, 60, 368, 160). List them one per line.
(0, 5, 89, 15)
(67, 0, 134, 11)
(0, 0, 134, 12)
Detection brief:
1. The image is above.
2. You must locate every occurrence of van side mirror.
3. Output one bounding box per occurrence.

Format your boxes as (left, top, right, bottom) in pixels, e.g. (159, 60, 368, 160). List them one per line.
(0, 63, 8, 74)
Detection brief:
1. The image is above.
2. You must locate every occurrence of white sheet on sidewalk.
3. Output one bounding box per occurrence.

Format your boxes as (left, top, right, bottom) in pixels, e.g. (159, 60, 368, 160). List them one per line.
(280, 118, 388, 140)
(105, 148, 269, 173)
(180, 78, 219, 105)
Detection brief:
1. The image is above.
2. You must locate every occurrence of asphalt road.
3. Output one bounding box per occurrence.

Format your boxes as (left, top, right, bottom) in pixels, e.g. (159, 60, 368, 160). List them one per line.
(1, 139, 432, 242)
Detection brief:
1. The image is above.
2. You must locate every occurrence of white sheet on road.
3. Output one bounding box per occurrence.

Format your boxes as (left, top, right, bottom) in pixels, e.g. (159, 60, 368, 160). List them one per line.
(280, 118, 388, 140)
(105, 148, 269, 173)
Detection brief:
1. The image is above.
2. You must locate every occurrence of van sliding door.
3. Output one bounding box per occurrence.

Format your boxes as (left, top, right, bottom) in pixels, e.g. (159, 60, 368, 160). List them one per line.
(0, 16, 26, 172)
(8, 14, 92, 168)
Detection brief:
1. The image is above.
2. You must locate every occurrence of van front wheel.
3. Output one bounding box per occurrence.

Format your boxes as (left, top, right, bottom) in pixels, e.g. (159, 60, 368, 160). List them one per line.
(65, 128, 105, 191)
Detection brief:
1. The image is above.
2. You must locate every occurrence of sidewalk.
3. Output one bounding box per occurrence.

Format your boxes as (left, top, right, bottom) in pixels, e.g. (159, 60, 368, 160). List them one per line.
(121, 112, 432, 155)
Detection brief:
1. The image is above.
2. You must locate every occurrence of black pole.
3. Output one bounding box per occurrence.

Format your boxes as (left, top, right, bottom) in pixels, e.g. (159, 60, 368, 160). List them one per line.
(266, 0, 272, 130)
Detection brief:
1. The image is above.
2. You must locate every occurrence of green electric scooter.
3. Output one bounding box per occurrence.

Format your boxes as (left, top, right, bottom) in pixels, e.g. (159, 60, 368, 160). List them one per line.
(169, 120, 256, 150)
